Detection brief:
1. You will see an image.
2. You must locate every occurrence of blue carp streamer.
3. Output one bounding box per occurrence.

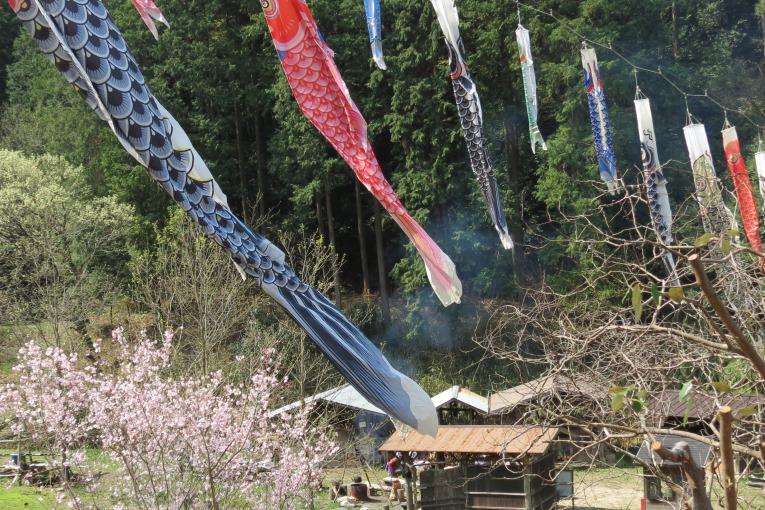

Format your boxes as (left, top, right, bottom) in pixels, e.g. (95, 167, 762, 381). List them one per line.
(634, 94, 678, 285)
(364, 0, 386, 70)
(581, 47, 619, 194)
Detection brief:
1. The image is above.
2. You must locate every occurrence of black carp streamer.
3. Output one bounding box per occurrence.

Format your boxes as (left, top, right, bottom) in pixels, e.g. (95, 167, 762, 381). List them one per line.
(429, 0, 514, 250)
(7, 0, 437, 435)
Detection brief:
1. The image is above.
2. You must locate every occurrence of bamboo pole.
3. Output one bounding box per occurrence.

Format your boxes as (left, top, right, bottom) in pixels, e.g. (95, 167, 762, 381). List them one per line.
(717, 406, 736, 510)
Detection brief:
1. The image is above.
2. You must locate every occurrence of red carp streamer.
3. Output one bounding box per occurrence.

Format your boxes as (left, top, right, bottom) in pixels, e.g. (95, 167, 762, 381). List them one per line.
(131, 0, 169, 39)
(722, 123, 765, 271)
(261, 0, 462, 306)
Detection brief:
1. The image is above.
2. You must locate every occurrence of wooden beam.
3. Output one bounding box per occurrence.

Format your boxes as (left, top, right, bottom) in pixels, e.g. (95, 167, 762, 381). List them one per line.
(717, 406, 736, 510)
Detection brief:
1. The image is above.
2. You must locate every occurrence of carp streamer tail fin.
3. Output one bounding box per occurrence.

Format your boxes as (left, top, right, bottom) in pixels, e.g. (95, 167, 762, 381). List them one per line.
(395, 213, 462, 307)
(264, 282, 438, 436)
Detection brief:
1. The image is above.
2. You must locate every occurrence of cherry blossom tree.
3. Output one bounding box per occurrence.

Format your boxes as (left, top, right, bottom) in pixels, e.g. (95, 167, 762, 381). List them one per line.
(0, 328, 336, 509)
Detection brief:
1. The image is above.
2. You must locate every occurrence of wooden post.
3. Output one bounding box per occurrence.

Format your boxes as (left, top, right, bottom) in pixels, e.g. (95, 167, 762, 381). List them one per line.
(760, 436, 765, 496)
(523, 459, 532, 510)
(405, 464, 416, 510)
(717, 406, 736, 510)
(652, 440, 712, 510)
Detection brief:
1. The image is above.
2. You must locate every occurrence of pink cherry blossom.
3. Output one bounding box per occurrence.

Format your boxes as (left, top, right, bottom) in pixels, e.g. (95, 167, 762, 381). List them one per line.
(0, 330, 336, 509)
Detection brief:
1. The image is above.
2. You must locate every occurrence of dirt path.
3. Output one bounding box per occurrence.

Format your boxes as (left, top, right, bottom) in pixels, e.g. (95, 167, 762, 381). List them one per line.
(557, 467, 643, 510)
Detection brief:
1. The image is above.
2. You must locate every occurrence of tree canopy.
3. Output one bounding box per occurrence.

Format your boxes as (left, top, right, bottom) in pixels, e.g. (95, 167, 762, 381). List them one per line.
(1, 0, 764, 388)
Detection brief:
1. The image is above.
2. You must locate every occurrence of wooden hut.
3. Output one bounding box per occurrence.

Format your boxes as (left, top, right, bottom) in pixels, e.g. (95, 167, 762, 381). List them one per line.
(379, 425, 562, 510)
(431, 386, 489, 425)
(488, 375, 608, 462)
(635, 434, 712, 510)
(647, 389, 762, 433)
(648, 390, 763, 474)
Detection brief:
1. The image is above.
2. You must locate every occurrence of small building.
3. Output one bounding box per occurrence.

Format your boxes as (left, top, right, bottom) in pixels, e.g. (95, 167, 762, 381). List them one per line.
(648, 389, 763, 474)
(431, 386, 489, 424)
(648, 389, 762, 433)
(270, 384, 393, 464)
(488, 375, 606, 420)
(635, 434, 712, 510)
(271, 384, 494, 464)
(488, 375, 608, 462)
(379, 425, 563, 510)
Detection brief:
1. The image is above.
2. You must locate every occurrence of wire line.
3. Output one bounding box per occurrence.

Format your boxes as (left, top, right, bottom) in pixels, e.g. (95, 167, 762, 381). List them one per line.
(516, 0, 764, 131)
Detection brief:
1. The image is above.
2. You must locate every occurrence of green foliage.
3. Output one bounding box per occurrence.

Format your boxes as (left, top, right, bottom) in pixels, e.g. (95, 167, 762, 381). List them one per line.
(0, 150, 136, 338)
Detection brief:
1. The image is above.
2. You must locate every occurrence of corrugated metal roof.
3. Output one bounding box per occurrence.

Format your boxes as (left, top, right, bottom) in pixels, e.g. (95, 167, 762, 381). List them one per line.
(272, 384, 491, 419)
(269, 384, 385, 417)
(489, 375, 606, 415)
(379, 425, 558, 455)
(635, 434, 712, 468)
(431, 386, 489, 414)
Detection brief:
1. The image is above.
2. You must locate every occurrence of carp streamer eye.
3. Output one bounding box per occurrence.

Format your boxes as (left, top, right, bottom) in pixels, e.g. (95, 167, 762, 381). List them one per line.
(260, 0, 277, 18)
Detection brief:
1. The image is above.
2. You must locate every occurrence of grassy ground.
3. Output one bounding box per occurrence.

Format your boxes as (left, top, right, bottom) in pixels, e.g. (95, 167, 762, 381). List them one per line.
(559, 466, 764, 510)
(0, 486, 56, 510)
(312, 466, 765, 510)
(0, 465, 762, 509)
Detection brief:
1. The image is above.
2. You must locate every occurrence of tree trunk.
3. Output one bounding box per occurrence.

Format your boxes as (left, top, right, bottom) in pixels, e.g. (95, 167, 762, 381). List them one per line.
(355, 181, 371, 295)
(316, 190, 325, 238)
(672, 1, 680, 60)
(254, 108, 266, 217)
(503, 110, 524, 276)
(717, 407, 736, 510)
(374, 201, 391, 325)
(234, 102, 249, 224)
(652, 441, 712, 510)
(325, 179, 342, 305)
(761, 6, 765, 59)
(73, 316, 96, 363)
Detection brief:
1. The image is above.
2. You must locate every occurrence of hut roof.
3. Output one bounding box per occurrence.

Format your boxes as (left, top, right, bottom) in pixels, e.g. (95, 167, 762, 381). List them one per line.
(488, 375, 606, 415)
(269, 384, 385, 417)
(379, 425, 558, 456)
(648, 390, 762, 423)
(635, 434, 713, 468)
(431, 386, 489, 414)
